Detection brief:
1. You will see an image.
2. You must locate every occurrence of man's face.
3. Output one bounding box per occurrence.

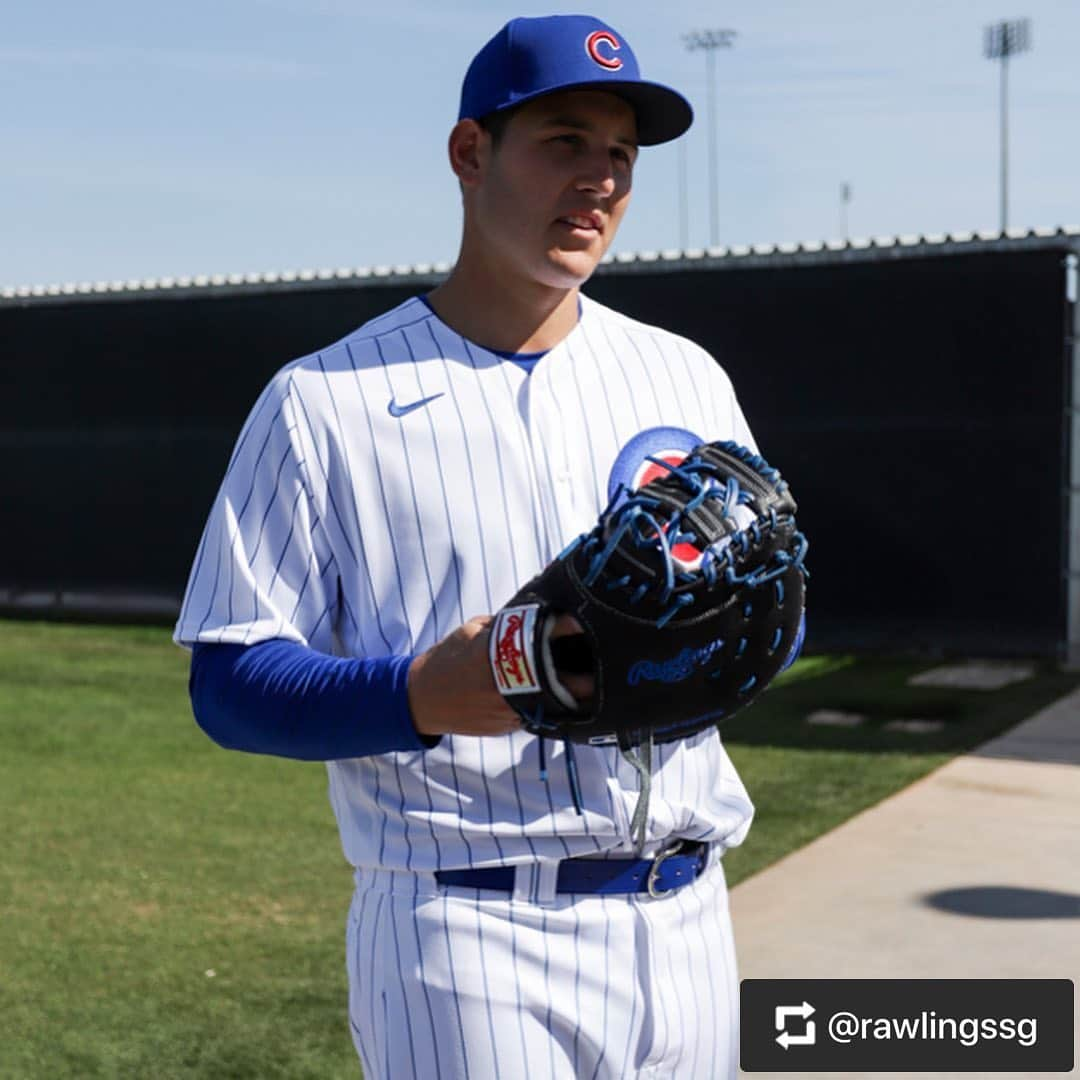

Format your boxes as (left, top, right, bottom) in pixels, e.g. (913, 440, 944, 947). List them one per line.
(467, 90, 639, 290)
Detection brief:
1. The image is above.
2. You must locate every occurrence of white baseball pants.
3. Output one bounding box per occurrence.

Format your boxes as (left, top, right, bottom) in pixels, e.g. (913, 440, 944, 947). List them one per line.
(346, 846, 740, 1079)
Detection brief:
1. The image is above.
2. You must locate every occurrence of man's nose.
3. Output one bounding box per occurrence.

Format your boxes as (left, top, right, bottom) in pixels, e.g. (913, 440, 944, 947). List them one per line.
(575, 150, 618, 195)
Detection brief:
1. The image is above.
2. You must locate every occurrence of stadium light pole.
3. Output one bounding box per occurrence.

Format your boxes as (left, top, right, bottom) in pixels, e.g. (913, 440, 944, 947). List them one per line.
(684, 28, 737, 248)
(983, 18, 1032, 233)
(839, 183, 852, 241)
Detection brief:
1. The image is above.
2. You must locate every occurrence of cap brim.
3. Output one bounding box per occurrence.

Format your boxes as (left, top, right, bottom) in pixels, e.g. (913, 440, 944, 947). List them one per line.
(598, 81, 694, 146)
(491, 80, 693, 146)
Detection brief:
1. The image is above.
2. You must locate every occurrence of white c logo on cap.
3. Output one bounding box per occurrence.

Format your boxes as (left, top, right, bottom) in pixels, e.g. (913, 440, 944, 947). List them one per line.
(585, 30, 623, 71)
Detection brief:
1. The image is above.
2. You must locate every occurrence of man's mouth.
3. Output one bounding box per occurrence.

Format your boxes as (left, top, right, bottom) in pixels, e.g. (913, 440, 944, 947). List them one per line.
(556, 213, 602, 233)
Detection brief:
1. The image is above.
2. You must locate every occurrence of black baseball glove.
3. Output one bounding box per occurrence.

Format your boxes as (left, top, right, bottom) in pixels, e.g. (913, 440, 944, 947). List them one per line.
(488, 441, 808, 842)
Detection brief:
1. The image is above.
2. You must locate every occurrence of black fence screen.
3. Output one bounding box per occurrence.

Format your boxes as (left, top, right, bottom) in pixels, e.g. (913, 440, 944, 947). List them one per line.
(0, 245, 1070, 655)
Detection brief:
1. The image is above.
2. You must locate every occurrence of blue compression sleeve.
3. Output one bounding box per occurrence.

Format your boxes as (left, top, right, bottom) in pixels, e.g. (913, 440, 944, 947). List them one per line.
(189, 640, 439, 760)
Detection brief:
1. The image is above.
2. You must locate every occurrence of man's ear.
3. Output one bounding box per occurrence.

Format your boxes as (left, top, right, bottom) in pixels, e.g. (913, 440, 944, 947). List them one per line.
(448, 119, 489, 190)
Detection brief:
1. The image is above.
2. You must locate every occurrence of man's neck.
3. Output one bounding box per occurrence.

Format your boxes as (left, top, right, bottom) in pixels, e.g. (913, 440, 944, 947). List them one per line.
(425, 262, 581, 354)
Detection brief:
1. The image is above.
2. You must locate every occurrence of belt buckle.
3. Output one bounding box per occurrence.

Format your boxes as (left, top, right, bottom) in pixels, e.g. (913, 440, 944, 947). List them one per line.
(646, 840, 685, 899)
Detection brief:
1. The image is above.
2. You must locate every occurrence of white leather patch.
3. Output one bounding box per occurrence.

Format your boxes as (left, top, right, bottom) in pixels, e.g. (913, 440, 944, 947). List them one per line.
(489, 604, 541, 695)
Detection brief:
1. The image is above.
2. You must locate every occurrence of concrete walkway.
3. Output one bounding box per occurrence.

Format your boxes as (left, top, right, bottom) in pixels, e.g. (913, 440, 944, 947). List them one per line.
(730, 684, 1080, 1079)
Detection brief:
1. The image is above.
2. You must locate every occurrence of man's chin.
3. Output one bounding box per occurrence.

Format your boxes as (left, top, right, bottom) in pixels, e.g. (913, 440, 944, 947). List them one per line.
(543, 248, 603, 288)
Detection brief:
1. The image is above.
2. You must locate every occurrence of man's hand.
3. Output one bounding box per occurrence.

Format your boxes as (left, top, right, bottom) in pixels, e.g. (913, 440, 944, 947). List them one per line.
(408, 614, 593, 738)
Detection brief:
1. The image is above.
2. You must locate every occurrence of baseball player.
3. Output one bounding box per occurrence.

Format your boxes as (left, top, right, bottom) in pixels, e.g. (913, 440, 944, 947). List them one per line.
(176, 14, 765, 1079)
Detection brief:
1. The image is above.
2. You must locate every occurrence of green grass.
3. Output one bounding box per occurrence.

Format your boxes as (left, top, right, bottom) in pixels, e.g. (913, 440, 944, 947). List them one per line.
(0, 621, 357, 1080)
(0, 619, 1075, 1078)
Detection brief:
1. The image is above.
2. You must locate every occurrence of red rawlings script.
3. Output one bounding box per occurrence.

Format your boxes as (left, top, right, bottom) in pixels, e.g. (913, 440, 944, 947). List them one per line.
(496, 613, 528, 688)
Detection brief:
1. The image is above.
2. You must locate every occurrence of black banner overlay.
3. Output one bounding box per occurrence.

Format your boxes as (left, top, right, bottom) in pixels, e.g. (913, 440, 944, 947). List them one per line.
(741, 979, 1074, 1073)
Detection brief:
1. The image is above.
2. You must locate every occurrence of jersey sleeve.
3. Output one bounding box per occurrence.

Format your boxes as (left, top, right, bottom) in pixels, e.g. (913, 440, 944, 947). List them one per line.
(173, 368, 335, 650)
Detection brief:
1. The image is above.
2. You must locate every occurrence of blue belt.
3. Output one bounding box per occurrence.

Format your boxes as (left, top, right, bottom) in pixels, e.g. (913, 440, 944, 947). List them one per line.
(434, 840, 709, 898)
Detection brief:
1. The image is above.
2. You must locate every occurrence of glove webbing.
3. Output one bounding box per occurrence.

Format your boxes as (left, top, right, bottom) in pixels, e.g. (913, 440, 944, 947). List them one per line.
(582, 457, 764, 629)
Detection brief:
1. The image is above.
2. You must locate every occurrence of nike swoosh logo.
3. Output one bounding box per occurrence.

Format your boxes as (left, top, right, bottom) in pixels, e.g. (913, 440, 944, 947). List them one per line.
(387, 393, 445, 418)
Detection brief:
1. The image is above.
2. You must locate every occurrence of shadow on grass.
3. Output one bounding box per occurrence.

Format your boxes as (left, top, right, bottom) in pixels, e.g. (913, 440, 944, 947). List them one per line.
(720, 653, 1080, 762)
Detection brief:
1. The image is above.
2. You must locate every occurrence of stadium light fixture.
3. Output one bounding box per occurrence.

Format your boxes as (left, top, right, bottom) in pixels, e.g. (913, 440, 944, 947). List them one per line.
(983, 18, 1032, 233)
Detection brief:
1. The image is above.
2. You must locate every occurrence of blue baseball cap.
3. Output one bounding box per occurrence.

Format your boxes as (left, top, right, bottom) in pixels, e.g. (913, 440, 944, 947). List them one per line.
(459, 15, 693, 146)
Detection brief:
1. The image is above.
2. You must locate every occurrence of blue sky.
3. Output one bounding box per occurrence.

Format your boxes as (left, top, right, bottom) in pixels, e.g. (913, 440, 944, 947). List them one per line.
(2, 0, 1077, 287)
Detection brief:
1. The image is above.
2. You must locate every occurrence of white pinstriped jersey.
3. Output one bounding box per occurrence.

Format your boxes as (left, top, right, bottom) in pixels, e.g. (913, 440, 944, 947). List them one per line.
(174, 292, 756, 872)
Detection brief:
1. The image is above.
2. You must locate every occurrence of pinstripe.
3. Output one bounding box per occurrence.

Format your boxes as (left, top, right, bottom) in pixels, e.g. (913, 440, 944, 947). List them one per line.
(410, 748, 445, 871)
(530, 416, 571, 573)
(418, 322, 496, 611)
(588, 895, 613, 1080)
(207, 402, 285, 635)
(391, 749, 418, 872)
(363, 757, 390, 868)
(373, 334, 443, 641)
(382, 988, 391, 1079)
(441, 892, 473, 1079)
(617, 901, 639, 1079)
(347, 890, 375, 1079)
(472, 901, 502, 1077)
(539, 906, 558, 1079)
(492, 353, 551, 565)
(707, 869, 738, 1078)
(368, 892, 386, 1075)
(337, 586, 362, 644)
(582, 323, 634, 460)
(222, 410, 288, 634)
(232, 403, 286, 534)
(455, 335, 527, 580)
(646, 330, 696, 428)
(283, 518, 332, 634)
(642, 897, 673, 1071)
(290, 376, 377, 655)
(409, 881, 445, 1080)
(659, 891, 690, 1077)
(318, 346, 407, 652)
(686, 339, 722, 434)
(246, 443, 293, 567)
(504, 898, 531, 1077)
(388, 893, 421, 1078)
(671, 337, 710, 435)
(195, 522, 226, 639)
(683, 882, 719, 1077)
(618, 324, 666, 426)
(400, 325, 465, 627)
(351, 301, 432, 342)
(288, 381, 361, 570)
(241, 482, 305, 644)
(594, 318, 644, 432)
(564, 339, 606, 501)
(569, 900, 584, 1077)
(341, 340, 414, 651)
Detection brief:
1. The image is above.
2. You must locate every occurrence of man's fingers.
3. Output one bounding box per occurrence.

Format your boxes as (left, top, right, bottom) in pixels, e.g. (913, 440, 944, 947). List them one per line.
(560, 672, 595, 702)
(549, 614, 584, 638)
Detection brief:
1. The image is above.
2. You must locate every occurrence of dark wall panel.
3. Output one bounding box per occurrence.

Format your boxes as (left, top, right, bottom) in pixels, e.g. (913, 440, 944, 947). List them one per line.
(0, 249, 1069, 654)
